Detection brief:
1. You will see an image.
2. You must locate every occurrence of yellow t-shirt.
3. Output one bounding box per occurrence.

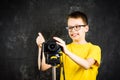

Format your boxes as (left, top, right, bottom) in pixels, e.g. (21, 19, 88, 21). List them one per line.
(60, 42, 101, 80)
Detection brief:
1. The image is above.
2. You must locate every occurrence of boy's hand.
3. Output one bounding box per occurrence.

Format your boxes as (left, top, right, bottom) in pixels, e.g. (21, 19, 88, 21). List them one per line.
(36, 32, 45, 47)
(53, 37, 69, 54)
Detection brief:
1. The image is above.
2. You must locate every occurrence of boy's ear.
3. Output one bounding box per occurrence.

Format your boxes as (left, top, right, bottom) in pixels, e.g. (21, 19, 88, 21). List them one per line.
(85, 25, 89, 32)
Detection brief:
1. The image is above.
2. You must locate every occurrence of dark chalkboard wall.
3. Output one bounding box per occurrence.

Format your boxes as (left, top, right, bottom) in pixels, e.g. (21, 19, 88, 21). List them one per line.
(0, 0, 120, 80)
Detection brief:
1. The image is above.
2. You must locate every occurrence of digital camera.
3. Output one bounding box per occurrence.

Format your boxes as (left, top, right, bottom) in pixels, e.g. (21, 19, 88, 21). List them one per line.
(43, 39, 62, 66)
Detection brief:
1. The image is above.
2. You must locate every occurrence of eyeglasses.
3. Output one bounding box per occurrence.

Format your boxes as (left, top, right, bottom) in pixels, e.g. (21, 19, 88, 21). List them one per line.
(66, 25, 87, 32)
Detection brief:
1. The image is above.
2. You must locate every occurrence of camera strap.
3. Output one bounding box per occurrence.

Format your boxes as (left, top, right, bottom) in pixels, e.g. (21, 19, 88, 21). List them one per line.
(62, 62, 66, 80)
(60, 56, 66, 80)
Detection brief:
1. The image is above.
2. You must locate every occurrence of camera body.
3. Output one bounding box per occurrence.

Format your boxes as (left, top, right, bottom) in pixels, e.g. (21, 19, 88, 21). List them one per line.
(43, 39, 61, 66)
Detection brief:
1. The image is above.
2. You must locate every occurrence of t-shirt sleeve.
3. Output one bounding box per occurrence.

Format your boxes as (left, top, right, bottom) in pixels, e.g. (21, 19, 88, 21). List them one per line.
(87, 45, 101, 66)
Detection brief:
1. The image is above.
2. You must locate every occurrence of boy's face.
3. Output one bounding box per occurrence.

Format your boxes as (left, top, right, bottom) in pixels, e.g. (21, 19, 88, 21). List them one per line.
(67, 18, 89, 42)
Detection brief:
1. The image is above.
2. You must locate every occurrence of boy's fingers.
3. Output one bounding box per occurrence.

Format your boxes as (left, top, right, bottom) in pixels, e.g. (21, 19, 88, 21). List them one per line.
(38, 32, 41, 36)
(53, 37, 65, 43)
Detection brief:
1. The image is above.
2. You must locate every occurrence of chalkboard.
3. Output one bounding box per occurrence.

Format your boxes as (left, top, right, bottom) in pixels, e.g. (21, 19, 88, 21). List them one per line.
(0, 0, 120, 80)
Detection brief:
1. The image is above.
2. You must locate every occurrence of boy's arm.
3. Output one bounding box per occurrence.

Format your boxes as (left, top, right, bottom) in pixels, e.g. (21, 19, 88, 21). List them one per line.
(38, 46, 51, 71)
(36, 32, 52, 71)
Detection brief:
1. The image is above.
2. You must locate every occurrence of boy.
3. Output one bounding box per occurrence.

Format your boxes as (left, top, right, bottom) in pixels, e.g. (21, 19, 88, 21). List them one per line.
(36, 11, 101, 80)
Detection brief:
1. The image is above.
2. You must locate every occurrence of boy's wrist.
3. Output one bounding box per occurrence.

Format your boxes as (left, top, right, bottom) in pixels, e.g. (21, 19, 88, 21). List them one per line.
(38, 44, 42, 48)
(64, 49, 70, 55)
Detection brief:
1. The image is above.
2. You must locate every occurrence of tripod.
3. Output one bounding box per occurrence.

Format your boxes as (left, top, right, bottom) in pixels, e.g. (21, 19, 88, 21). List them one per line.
(52, 63, 66, 80)
(41, 43, 60, 80)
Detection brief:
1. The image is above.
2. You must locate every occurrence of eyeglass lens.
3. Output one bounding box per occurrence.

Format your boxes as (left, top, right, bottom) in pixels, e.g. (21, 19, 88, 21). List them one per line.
(66, 25, 86, 31)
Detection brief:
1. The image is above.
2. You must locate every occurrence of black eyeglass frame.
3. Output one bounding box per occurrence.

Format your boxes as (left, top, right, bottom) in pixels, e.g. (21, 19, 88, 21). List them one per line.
(66, 25, 87, 31)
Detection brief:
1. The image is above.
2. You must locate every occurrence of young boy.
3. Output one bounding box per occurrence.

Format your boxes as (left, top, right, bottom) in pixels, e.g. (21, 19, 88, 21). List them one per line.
(36, 11, 101, 80)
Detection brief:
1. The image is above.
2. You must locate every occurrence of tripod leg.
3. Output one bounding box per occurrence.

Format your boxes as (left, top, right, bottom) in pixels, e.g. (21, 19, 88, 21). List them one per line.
(52, 66, 56, 80)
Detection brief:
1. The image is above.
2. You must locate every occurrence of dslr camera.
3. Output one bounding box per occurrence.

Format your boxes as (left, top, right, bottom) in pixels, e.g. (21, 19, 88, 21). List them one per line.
(42, 39, 62, 66)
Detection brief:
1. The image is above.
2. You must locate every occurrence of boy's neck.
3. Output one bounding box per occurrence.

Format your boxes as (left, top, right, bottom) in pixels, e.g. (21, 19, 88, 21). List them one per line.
(73, 40, 87, 44)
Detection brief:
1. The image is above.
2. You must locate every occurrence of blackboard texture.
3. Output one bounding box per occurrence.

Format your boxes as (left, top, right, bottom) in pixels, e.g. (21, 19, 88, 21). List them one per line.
(0, 0, 120, 80)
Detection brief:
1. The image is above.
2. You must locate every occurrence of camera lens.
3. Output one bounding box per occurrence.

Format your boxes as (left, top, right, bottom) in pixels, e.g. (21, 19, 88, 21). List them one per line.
(48, 42, 58, 51)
